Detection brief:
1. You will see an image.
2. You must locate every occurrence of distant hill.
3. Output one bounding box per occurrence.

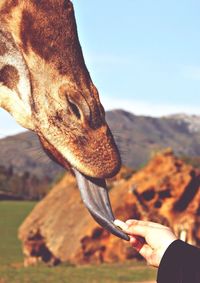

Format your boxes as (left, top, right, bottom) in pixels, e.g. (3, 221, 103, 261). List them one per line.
(106, 110, 200, 168)
(0, 131, 64, 179)
(166, 113, 200, 133)
(0, 110, 200, 177)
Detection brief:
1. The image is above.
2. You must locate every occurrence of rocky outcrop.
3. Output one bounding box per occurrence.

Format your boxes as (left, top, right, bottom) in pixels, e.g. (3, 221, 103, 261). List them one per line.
(18, 166, 136, 266)
(18, 149, 200, 265)
(127, 148, 200, 245)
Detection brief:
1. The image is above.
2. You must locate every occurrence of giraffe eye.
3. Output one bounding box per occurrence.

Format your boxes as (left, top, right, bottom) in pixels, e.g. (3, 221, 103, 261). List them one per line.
(69, 100, 81, 119)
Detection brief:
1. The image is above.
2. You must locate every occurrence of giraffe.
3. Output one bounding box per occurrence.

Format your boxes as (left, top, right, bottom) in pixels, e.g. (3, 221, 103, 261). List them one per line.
(0, 0, 129, 241)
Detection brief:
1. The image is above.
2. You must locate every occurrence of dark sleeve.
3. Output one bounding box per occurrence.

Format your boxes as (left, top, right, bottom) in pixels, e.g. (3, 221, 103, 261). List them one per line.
(157, 239, 200, 283)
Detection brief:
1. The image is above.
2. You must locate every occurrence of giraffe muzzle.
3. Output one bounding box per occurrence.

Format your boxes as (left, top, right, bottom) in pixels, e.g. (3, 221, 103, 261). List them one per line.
(38, 134, 128, 240)
(73, 168, 130, 241)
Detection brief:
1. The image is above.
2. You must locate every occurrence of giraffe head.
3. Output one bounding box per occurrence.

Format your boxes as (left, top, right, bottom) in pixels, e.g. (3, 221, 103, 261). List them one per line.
(0, 0, 129, 240)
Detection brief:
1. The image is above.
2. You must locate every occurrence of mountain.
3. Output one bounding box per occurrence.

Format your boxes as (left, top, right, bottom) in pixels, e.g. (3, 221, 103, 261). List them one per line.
(106, 110, 200, 168)
(0, 131, 64, 179)
(165, 113, 200, 133)
(1, 110, 200, 177)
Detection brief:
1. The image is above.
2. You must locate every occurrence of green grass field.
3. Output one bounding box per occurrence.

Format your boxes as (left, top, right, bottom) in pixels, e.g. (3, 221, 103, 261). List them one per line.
(0, 201, 156, 283)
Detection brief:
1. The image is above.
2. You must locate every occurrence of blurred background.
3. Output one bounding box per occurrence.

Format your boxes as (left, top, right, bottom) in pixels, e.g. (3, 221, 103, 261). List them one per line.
(1, 0, 200, 282)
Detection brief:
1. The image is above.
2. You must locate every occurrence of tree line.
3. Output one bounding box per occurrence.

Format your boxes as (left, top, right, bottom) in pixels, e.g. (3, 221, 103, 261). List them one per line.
(0, 165, 52, 200)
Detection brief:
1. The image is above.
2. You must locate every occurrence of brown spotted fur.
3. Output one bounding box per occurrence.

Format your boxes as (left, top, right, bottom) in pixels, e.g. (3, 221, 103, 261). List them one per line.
(0, 65, 19, 89)
(0, 41, 7, 56)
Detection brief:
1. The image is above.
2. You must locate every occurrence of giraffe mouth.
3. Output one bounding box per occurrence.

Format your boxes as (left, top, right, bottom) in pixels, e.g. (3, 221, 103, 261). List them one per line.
(38, 135, 129, 240)
(73, 168, 130, 241)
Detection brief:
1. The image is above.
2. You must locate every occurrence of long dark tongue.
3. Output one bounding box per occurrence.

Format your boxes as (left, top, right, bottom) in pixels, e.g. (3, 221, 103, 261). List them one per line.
(73, 168, 129, 241)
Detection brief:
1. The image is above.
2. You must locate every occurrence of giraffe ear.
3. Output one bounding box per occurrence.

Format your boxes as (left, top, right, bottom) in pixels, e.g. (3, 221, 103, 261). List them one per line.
(0, 83, 34, 130)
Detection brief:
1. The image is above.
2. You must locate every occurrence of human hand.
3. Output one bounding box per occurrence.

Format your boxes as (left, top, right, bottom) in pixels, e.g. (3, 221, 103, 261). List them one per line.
(114, 219, 177, 267)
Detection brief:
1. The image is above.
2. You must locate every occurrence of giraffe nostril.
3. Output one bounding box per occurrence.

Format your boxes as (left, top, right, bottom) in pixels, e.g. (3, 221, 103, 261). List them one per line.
(68, 100, 81, 119)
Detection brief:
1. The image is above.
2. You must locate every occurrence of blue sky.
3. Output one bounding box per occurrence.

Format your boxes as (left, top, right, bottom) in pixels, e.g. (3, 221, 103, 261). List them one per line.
(1, 0, 200, 137)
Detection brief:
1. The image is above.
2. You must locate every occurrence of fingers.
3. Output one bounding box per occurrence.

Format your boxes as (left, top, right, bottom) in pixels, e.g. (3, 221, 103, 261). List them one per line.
(114, 219, 129, 231)
(126, 219, 167, 229)
(115, 219, 163, 231)
(130, 236, 145, 251)
(139, 244, 153, 260)
(125, 219, 171, 237)
(114, 219, 149, 238)
(125, 221, 149, 237)
(130, 236, 153, 263)
(115, 218, 174, 268)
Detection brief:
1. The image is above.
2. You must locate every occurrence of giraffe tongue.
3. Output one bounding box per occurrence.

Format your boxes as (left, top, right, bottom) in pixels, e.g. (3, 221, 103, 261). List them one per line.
(73, 168, 129, 241)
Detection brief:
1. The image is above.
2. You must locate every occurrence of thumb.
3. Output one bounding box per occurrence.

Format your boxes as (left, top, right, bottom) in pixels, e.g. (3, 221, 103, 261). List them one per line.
(125, 220, 148, 238)
(114, 219, 148, 237)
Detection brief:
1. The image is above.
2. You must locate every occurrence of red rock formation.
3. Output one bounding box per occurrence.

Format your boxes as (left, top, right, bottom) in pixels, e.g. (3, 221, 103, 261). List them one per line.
(127, 148, 200, 245)
(18, 149, 200, 265)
